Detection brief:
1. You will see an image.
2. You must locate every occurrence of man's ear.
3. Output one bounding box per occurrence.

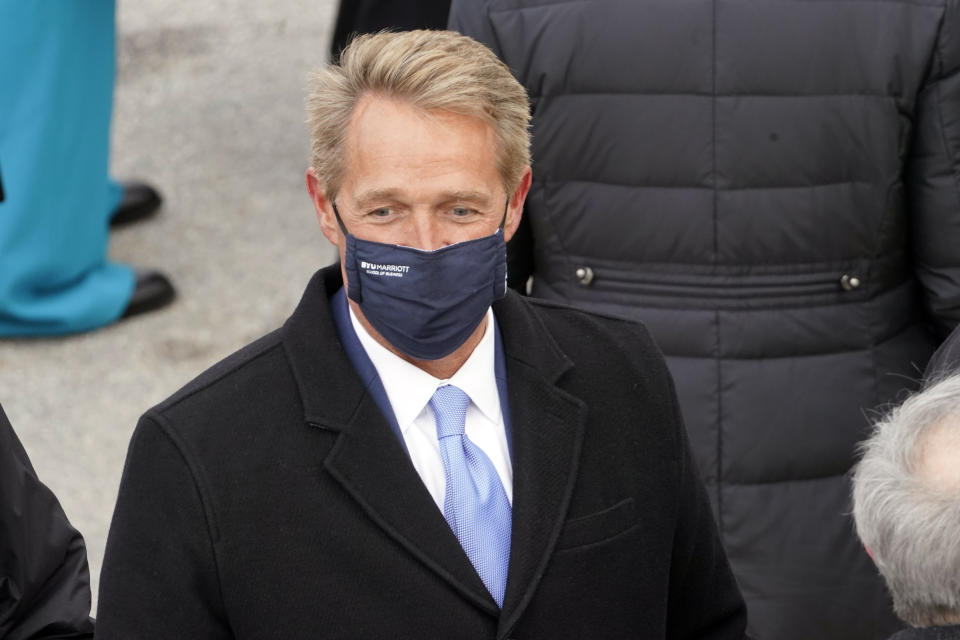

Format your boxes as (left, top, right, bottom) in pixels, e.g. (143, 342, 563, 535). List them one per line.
(504, 166, 532, 243)
(306, 167, 341, 246)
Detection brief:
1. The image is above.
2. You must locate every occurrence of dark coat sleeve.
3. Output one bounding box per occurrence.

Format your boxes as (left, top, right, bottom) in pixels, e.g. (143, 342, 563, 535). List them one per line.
(666, 403, 747, 639)
(0, 405, 94, 640)
(909, 0, 960, 338)
(95, 415, 231, 639)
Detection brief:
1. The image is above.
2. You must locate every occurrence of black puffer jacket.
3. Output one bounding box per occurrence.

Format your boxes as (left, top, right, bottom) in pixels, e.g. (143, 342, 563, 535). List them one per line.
(450, 2, 960, 639)
(925, 323, 960, 382)
(0, 404, 94, 639)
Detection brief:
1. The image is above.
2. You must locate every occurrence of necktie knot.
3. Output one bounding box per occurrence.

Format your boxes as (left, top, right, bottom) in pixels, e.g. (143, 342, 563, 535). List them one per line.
(430, 384, 471, 439)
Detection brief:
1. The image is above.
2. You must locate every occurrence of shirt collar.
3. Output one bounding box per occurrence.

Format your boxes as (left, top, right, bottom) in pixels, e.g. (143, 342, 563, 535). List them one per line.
(348, 306, 501, 432)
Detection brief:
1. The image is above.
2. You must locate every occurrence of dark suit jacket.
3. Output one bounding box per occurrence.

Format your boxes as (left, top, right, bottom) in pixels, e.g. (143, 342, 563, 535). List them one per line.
(95, 265, 746, 639)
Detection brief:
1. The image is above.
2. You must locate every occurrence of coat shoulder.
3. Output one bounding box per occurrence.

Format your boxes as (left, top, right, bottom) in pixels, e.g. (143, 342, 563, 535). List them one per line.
(147, 328, 290, 432)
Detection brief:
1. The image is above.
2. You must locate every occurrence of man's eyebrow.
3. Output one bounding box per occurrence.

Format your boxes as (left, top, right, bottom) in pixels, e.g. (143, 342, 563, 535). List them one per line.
(353, 189, 496, 208)
(353, 189, 402, 207)
(438, 191, 494, 206)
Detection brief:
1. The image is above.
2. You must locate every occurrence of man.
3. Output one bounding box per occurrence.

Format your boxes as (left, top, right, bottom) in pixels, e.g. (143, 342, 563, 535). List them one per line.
(853, 325, 960, 639)
(450, 2, 960, 638)
(0, 403, 95, 639)
(95, 30, 745, 638)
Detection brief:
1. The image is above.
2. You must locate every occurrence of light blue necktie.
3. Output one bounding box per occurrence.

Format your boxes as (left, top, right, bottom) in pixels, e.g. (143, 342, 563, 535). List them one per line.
(430, 384, 512, 608)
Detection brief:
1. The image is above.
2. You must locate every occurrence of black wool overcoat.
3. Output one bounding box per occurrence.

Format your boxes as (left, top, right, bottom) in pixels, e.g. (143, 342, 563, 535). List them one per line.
(95, 265, 746, 639)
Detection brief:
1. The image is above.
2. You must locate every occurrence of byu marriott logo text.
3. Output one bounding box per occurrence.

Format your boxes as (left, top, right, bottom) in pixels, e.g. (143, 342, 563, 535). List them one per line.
(361, 261, 411, 278)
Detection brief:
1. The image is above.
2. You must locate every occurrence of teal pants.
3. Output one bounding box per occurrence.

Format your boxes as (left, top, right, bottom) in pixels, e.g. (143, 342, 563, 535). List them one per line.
(0, 0, 134, 336)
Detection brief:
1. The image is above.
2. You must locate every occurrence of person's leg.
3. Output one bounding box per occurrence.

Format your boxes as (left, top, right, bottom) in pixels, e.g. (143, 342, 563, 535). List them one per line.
(0, 0, 135, 336)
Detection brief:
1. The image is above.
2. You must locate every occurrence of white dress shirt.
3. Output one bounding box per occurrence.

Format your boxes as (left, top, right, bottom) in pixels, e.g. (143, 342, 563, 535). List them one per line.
(348, 307, 513, 511)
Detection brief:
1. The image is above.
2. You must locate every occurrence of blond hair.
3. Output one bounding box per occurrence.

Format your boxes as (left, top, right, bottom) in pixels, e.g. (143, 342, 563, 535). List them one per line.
(306, 30, 531, 200)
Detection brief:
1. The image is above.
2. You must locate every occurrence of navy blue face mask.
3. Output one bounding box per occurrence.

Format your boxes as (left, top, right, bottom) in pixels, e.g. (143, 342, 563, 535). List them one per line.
(334, 201, 508, 361)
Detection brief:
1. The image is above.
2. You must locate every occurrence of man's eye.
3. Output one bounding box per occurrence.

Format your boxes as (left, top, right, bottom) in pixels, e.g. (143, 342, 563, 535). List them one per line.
(369, 208, 393, 218)
(451, 207, 473, 217)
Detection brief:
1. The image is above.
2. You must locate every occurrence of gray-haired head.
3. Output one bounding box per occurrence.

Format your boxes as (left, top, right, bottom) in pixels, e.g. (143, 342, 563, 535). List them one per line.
(852, 372, 960, 627)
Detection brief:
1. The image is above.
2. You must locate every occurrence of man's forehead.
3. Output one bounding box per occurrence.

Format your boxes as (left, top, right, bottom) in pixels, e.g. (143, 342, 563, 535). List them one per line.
(344, 94, 495, 152)
(338, 94, 502, 202)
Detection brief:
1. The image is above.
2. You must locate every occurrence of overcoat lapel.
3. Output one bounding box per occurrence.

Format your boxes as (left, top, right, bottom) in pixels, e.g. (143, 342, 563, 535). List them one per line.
(282, 267, 497, 615)
(282, 267, 589, 628)
(324, 396, 498, 614)
(492, 294, 589, 637)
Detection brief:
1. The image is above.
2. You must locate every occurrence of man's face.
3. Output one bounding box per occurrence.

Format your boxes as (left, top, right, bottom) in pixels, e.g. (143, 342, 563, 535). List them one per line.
(308, 95, 530, 259)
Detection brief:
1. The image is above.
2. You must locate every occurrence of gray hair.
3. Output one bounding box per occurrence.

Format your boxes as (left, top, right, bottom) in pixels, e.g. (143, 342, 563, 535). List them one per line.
(852, 372, 960, 627)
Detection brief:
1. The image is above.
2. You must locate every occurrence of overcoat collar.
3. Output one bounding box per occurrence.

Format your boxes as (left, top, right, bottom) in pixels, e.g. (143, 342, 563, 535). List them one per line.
(281, 265, 588, 636)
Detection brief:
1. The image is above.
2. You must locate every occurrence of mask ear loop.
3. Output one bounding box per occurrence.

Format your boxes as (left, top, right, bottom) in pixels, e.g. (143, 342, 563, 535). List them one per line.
(331, 202, 350, 236)
(333, 201, 363, 302)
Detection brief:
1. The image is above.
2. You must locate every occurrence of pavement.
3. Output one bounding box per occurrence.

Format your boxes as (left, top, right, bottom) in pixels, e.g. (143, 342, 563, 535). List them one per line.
(0, 0, 339, 611)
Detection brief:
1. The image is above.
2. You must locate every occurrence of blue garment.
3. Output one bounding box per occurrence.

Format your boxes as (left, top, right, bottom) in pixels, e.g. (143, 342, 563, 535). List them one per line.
(431, 384, 512, 607)
(0, 0, 134, 336)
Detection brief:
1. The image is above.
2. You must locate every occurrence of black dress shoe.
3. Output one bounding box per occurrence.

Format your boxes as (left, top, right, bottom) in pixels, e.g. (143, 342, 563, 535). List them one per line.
(110, 181, 163, 227)
(121, 270, 176, 319)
